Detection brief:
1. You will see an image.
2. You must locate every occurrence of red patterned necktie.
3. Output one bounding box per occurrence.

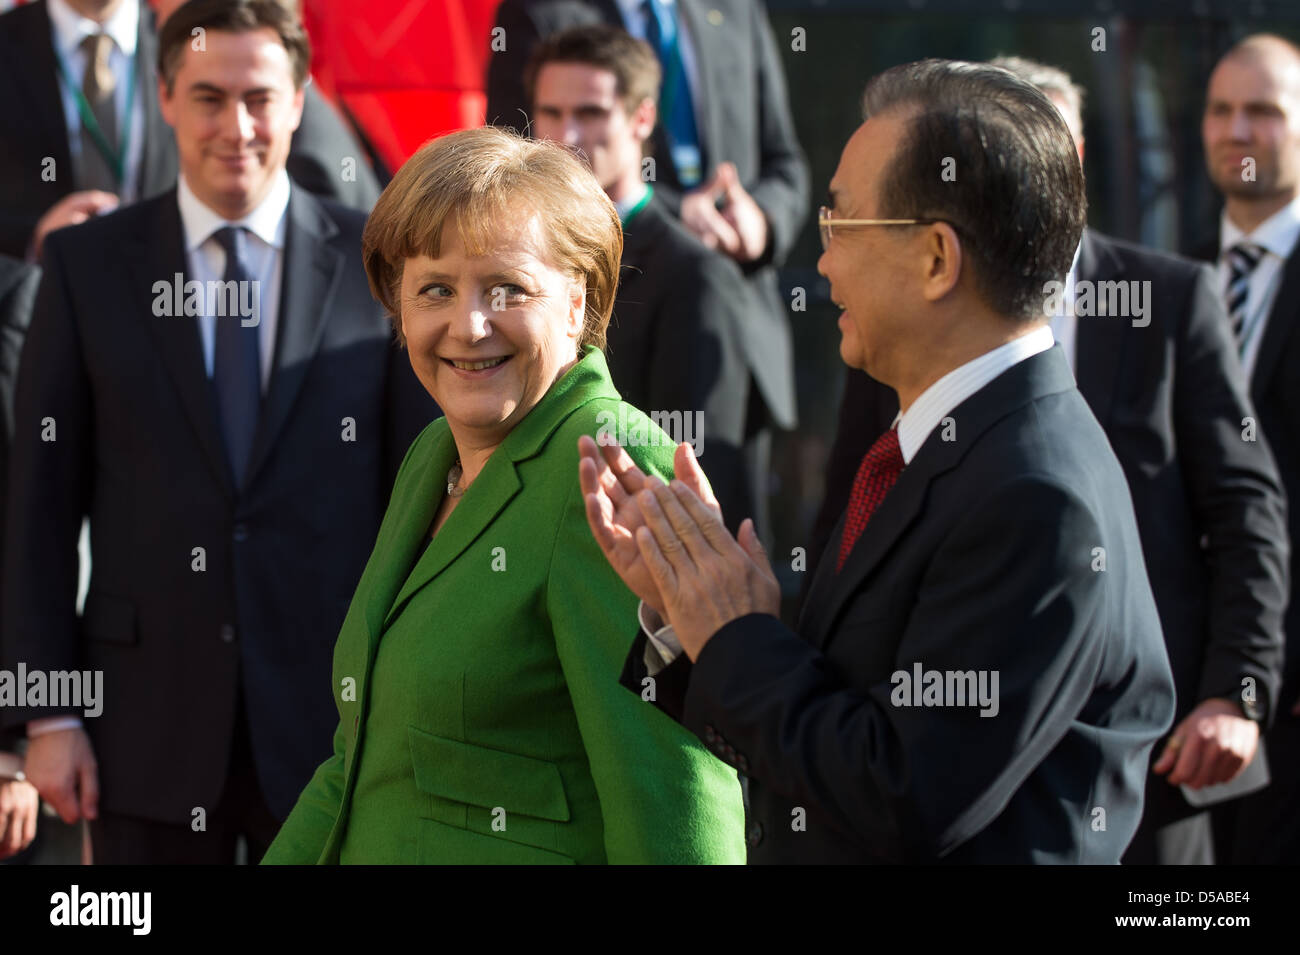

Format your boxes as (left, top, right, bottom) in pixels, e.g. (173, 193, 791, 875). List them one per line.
(837, 427, 905, 572)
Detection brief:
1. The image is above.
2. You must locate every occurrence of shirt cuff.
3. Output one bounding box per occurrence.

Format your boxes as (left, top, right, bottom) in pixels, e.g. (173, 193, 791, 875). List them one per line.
(28, 716, 84, 738)
(639, 601, 684, 676)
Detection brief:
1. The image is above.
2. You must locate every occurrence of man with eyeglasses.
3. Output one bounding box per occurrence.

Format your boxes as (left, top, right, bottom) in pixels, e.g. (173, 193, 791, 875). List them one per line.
(809, 56, 1289, 866)
(580, 58, 1175, 863)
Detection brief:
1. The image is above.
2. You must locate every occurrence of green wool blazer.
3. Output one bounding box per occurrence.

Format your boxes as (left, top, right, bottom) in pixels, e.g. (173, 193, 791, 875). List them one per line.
(262, 348, 746, 864)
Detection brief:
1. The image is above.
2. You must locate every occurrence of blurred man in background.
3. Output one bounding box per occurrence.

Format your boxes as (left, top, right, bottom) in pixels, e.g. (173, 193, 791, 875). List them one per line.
(0, 0, 434, 864)
(490, 0, 806, 542)
(1200, 33, 1300, 865)
(529, 24, 755, 532)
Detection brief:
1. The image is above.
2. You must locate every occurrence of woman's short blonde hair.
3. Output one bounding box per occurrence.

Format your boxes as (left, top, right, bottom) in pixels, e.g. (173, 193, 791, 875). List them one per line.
(362, 126, 623, 350)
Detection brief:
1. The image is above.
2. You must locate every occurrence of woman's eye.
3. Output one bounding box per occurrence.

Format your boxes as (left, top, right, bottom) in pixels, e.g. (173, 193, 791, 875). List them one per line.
(489, 284, 528, 307)
(419, 284, 453, 299)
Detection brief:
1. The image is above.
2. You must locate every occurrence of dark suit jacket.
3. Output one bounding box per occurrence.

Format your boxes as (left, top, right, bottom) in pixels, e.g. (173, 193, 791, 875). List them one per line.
(610, 193, 752, 530)
(287, 85, 383, 213)
(809, 231, 1290, 833)
(487, 0, 805, 430)
(0, 0, 177, 259)
(625, 346, 1176, 862)
(0, 187, 438, 823)
(1191, 223, 1300, 863)
(0, 255, 39, 758)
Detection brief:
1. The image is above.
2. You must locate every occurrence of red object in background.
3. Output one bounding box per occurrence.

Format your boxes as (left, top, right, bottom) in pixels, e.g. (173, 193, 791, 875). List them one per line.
(302, 0, 500, 174)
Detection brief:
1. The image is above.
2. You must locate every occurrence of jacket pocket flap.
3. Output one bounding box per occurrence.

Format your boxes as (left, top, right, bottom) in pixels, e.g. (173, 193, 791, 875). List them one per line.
(81, 590, 137, 645)
(407, 726, 570, 822)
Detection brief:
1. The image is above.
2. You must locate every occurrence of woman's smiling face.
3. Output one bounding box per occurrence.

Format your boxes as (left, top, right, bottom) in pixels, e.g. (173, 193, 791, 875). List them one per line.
(399, 212, 585, 449)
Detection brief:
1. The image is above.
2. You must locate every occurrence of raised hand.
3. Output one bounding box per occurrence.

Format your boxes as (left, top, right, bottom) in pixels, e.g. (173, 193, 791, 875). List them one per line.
(579, 435, 718, 617)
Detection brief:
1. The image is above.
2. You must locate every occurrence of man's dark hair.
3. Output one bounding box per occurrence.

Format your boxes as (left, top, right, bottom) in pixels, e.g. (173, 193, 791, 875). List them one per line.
(158, 0, 311, 94)
(524, 24, 661, 117)
(861, 59, 1086, 320)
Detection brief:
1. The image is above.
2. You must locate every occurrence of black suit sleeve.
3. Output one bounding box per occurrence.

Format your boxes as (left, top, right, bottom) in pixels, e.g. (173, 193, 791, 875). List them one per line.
(1173, 266, 1289, 723)
(619, 628, 693, 725)
(0, 237, 90, 728)
(679, 476, 1121, 858)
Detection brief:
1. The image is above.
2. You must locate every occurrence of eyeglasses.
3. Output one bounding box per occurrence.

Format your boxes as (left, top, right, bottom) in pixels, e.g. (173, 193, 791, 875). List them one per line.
(817, 206, 941, 251)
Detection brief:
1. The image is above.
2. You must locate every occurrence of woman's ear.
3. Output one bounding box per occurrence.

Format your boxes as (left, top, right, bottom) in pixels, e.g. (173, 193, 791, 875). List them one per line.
(569, 281, 587, 338)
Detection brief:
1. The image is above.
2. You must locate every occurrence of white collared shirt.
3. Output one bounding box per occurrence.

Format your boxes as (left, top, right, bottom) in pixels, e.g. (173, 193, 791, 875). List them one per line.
(614, 0, 701, 122)
(1046, 243, 1083, 374)
(638, 324, 1058, 672)
(1219, 194, 1300, 380)
(46, 0, 146, 201)
(176, 171, 291, 392)
(894, 324, 1055, 464)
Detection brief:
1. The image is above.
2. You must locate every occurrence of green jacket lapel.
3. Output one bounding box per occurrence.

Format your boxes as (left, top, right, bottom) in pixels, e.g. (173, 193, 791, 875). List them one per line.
(377, 347, 620, 633)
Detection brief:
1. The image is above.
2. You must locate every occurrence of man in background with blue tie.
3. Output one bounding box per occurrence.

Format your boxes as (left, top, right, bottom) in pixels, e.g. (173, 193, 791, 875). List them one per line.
(1199, 32, 1300, 864)
(0, 0, 435, 864)
(0, 0, 179, 260)
(488, 0, 806, 543)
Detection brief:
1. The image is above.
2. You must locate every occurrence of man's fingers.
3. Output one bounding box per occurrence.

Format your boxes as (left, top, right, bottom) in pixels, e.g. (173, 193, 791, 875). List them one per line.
(637, 485, 699, 571)
(645, 482, 713, 566)
(674, 442, 719, 510)
(583, 489, 620, 555)
(47, 782, 80, 824)
(670, 479, 733, 552)
(1152, 735, 1180, 775)
(635, 524, 677, 597)
(1166, 731, 1207, 787)
(739, 518, 774, 576)
(21, 797, 36, 851)
(78, 757, 98, 821)
(598, 435, 653, 497)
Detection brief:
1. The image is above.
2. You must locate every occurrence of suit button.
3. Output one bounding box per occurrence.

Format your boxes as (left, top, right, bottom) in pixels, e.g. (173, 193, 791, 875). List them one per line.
(220, 624, 236, 643)
(746, 822, 764, 848)
(703, 725, 717, 744)
(232, 523, 249, 542)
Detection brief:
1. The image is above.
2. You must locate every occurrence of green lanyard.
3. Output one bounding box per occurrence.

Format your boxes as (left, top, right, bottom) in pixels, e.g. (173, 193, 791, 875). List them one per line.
(621, 184, 654, 227)
(53, 38, 137, 188)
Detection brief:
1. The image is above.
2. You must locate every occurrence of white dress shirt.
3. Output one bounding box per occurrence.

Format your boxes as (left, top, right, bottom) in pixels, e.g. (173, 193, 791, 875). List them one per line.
(1218, 195, 1300, 381)
(1046, 242, 1083, 374)
(640, 324, 1058, 672)
(27, 172, 291, 739)
(46, 0, 147, 202)
(177, 171, 290, 392)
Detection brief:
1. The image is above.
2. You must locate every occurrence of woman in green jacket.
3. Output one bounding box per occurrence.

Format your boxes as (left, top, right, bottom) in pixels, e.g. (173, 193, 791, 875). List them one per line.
(262, 126, 745, 864)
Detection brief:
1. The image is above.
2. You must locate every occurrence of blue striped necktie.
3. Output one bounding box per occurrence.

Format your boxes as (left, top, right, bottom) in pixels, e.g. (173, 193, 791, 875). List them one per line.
(211, 226, 262, 488)
(1224, 241, 1264, 351)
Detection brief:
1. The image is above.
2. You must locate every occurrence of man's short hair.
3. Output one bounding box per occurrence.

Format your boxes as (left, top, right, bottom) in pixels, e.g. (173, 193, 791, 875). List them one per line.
(524, 24, 661, 117)
(988, 55, 1085, 133)
(861, 59, 1087, 320)
(158, 0, 311, 94)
